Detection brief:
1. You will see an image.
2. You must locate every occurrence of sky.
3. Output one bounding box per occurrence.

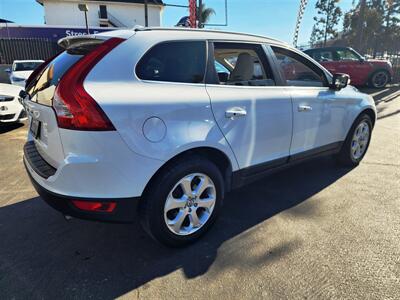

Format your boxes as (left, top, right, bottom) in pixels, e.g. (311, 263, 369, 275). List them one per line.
(0, 0, 355, 45)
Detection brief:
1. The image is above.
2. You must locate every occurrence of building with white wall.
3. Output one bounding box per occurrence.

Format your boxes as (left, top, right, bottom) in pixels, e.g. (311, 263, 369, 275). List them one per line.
(36, 0, 164, 28)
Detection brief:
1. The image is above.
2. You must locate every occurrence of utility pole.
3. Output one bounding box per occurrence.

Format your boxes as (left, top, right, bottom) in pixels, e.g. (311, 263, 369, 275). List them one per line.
(78, 4, 90, 34)
(356, 0, 367, 52)
(84, 11, 89, 34)
(189, 0, 197, 28)
(198, 0, 203, 28)
(144, 0, 149, 27)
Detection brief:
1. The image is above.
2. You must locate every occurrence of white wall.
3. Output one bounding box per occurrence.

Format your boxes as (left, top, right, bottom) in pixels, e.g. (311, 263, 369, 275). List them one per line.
(43, 0, 162, 27)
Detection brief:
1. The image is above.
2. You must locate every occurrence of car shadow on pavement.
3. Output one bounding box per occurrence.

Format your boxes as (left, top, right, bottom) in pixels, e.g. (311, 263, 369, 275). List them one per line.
(360, 84, 400, 104)
(0, 122, 24, 134)
(0, 156, 352, 299)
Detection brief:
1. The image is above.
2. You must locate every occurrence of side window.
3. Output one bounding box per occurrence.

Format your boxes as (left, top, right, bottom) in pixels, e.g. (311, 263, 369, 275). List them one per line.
(136, 41, 206, 83)
(212, 42, 275, 86)
(320, 51, 333, 61)
(272, 47, 326, 87)
(306, 50, 319, 61)
(334, 49, 359, 61)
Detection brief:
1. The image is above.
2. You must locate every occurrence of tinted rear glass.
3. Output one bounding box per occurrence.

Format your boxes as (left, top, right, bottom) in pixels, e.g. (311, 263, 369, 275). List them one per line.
(26, 44, 98, 105)
(136, 41, 206, 84)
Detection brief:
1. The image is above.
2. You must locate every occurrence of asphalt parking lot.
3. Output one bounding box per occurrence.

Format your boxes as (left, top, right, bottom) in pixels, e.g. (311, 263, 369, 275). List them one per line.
(0, 85, 399, 299)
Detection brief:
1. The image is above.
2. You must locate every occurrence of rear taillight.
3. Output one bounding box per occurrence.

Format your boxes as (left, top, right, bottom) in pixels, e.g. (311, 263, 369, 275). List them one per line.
(53, 37, 125, 131)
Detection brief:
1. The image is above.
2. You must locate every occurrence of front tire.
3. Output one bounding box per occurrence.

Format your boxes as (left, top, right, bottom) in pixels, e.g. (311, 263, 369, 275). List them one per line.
(139, 156, 224, 247)
(337, 114, 373, 167)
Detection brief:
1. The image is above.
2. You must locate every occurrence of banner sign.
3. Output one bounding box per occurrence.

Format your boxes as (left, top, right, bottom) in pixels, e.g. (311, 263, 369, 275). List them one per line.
(0, 25, 114, 41)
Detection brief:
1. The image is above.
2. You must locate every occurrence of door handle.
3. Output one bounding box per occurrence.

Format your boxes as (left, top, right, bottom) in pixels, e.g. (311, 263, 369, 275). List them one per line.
(225, 107, 247, 119)
(298, 105, 313, 112)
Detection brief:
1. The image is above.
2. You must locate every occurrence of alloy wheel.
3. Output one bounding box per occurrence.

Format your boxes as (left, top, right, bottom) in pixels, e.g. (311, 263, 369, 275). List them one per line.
(163, 173, 216, 236)
(350, 121, 370, 160)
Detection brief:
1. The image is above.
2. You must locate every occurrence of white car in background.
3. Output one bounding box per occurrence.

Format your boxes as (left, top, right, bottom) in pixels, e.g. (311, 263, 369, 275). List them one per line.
(6, 60, 44, 87)
(0, 83, 27, 123)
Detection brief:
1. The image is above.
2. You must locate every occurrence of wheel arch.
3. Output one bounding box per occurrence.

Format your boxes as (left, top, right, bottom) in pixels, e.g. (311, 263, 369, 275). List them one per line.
(359, 108, 377, 128)
(342, 106, 376, 143)
(141, 146, 235, 202)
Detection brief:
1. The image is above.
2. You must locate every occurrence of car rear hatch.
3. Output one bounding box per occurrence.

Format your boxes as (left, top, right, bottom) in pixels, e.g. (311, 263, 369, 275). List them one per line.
(23, 33, 132, 175)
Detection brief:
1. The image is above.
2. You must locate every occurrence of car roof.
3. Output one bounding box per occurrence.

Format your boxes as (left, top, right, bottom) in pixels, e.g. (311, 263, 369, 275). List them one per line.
(305, 46, 351, 52)
(128, 27, 290, 47)
(139, 27, 288, 45)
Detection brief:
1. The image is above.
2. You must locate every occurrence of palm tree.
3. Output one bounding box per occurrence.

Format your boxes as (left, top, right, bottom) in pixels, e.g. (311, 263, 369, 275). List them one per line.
(198, 3, 215, 28)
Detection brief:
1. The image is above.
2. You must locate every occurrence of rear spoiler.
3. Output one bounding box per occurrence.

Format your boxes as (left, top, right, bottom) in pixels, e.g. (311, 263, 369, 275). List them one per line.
(58, 36, 106, 50)
(58, 30, 136, 50)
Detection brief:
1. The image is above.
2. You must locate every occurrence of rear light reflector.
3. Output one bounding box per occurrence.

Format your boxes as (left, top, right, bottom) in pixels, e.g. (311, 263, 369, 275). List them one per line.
(72, 200, 117, 213)
(53, 37, 125, 131)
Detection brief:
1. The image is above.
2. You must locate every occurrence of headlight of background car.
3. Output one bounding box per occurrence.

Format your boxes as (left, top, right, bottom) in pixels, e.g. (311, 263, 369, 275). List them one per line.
(11, 76, 25, 82)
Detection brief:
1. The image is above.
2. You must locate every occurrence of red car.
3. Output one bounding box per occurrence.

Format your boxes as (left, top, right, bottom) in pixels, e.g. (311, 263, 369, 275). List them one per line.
(304, 47, 394, 88)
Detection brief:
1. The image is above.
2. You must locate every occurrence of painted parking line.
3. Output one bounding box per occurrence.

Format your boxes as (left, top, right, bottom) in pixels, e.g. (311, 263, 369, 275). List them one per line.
(370, 88, 390, 97)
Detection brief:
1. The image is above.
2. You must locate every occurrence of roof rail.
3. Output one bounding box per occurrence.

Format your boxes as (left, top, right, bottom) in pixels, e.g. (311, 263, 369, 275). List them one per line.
(133, 27, 286, 45)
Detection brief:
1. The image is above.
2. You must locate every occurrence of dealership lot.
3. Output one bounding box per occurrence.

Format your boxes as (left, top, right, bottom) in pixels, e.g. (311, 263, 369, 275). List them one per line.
(0, 85, 399, 299)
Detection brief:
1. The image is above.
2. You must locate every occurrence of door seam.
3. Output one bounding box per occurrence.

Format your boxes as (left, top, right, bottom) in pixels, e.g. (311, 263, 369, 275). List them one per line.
(204, 85, 240, 171)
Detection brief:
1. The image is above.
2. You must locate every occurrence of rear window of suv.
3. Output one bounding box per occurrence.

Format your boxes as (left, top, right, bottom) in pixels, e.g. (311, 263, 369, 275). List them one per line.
(26, 44, 99, 105)
(136, 41, 206, 84)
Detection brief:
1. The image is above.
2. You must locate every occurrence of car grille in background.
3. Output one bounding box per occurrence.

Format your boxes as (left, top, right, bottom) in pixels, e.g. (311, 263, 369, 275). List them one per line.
(0, 96, 14, 102)
(23, 141, 57, 179)
(0, 114, 16, 120)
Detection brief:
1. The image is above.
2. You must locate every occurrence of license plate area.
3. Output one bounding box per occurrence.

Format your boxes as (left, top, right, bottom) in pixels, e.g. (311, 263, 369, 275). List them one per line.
(30, 118, 41, 139)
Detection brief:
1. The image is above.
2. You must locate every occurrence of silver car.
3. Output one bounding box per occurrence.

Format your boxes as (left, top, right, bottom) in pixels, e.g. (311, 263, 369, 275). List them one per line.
(23, 28, 376, 246)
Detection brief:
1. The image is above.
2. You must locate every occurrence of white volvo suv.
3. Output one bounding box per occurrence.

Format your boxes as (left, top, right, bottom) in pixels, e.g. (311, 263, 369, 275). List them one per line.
(22, 28, 376, 246)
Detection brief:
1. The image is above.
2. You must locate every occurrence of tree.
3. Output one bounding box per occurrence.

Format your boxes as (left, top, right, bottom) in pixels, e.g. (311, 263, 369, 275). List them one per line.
(312, 0, 343, 46)
(198, 2, 215, 28)
(309, 25, 320, 46)
(342, 0, 400, 56)
(382, 0, 400, 54)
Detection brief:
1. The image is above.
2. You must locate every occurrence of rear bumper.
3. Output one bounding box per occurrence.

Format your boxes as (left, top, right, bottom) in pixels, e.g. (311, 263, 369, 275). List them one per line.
(23, 127, 163, 199)
(24, 159, 140, 223)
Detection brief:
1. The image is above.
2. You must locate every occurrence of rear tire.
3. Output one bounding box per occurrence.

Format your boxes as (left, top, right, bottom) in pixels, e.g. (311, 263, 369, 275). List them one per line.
(336, 114, 372, 167)
(369, 70, 390, 88)
(139, 156, 224, 247)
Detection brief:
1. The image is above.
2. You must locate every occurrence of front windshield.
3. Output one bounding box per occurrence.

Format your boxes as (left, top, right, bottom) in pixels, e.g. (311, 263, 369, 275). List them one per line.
(14, 62, 43, 72)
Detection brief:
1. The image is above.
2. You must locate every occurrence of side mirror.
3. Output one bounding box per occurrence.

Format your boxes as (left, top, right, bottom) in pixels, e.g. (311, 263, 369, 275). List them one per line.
(4, 68, 11, 73)
(330, 73, 350, 90)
